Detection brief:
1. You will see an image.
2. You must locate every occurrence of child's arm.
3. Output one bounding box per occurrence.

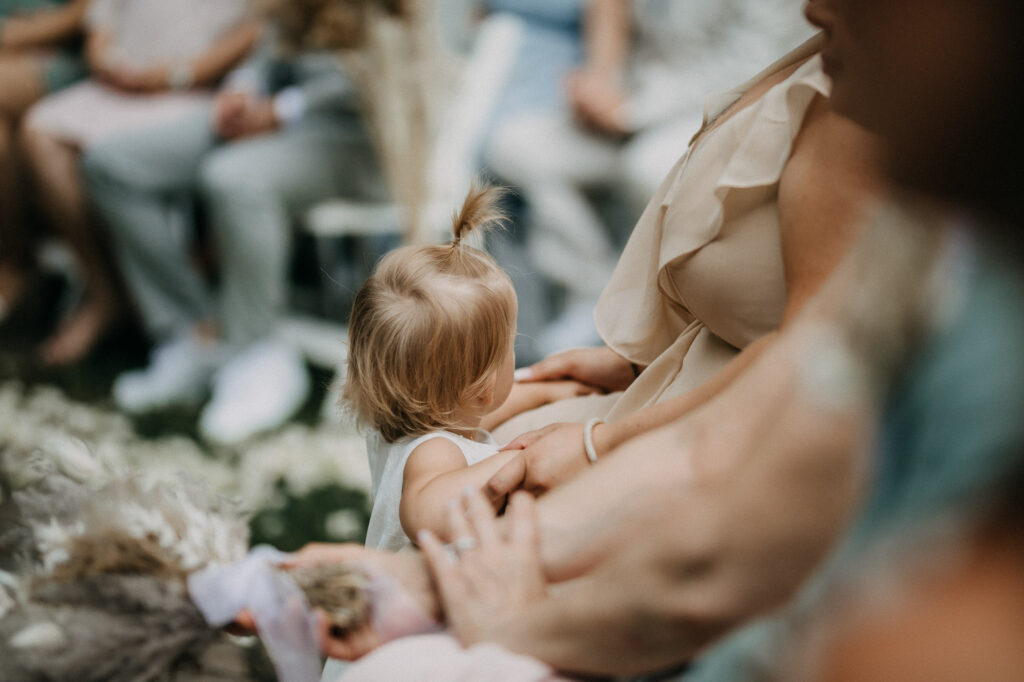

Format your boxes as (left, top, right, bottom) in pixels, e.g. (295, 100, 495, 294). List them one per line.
(399, 440, 521, 543)
(480, 380, 599, 432)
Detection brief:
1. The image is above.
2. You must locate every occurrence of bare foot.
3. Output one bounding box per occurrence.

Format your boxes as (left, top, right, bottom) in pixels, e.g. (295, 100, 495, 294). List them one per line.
(40, 296, 116, 365)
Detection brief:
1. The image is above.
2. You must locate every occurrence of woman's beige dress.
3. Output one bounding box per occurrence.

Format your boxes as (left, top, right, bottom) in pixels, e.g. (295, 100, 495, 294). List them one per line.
(495, 37, 829, 442)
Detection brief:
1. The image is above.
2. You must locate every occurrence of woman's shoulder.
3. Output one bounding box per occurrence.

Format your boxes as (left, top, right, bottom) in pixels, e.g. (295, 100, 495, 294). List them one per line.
(780, 95, 881, 227)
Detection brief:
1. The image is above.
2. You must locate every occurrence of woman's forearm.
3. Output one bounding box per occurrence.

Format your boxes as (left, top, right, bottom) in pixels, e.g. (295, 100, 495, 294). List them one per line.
(0, 0, 87, 51)
(583, 0, 629, 79)
(505, 325, 869, 673)
(491, 560, 725, 676)
(535, 305, 869, 576)
(187, 21, 262, 86)
(495, 420, 741, 673)
(595, 332, 778, 456)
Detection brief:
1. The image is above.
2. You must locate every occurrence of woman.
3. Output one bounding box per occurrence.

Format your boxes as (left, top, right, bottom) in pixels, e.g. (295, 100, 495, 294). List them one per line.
(0, 0, 88, 323)
(17, 0, 259, 364)
(300, 0, 1024, 678)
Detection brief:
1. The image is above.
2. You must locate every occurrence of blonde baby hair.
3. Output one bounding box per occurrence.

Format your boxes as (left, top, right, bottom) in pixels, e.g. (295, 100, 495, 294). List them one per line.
(343, 183, 516, 442)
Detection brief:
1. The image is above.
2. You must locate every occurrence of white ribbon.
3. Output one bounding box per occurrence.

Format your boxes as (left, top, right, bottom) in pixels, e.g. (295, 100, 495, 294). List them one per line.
(188, 546, 321, 682)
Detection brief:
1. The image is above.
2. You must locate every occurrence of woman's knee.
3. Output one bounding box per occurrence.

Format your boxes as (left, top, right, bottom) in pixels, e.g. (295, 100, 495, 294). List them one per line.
(79, 139, 137, 192)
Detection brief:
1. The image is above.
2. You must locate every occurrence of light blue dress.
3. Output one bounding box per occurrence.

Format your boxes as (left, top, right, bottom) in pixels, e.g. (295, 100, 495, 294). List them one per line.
(484, 0, 584, 123)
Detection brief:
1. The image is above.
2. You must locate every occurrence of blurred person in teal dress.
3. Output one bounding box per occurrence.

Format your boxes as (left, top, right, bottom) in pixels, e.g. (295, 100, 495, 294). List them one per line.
(687, 0, 1024, 677)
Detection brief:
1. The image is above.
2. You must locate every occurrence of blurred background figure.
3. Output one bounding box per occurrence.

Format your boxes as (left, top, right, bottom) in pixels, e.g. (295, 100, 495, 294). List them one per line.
(0, 0, 88, 337)
(483, 0, 813, 356)
(83, 23, 388, 445)
(17, 0, 259, 365)
(687, 0, 1024, 677)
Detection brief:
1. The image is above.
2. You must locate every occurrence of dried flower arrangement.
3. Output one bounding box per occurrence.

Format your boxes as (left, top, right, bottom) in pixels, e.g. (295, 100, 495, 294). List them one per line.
(0, 437, 372, 682)
(253, 0, 410, 52)
(253, 0, 459, 244)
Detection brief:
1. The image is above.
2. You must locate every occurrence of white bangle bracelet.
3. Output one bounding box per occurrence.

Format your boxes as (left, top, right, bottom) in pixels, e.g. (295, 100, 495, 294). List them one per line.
(583, 418, 604, 464)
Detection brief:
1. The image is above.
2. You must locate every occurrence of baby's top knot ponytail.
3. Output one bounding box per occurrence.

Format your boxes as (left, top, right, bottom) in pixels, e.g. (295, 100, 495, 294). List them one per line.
(344, 179, 518, 442)
(451, 181, 507, 250)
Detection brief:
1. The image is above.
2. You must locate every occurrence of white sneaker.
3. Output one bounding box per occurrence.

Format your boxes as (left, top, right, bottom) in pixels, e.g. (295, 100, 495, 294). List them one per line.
(198, 338, 311, 445)
(535, 298, 602, 357)
(113, 334, 225, 413)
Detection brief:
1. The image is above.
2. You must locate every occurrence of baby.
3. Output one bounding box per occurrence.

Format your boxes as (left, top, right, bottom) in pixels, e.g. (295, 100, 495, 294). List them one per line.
(344, 184, 590, 551)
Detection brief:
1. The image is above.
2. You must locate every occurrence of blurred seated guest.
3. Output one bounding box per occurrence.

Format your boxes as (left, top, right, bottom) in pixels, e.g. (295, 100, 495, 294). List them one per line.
(0, 0, 88, 322)
(19, 0, 259, 364)
(468, 0, 585, 361)
(485, 0, 813, 354)
(83, 28, 388, 444)
(685, 0, 1024, 677)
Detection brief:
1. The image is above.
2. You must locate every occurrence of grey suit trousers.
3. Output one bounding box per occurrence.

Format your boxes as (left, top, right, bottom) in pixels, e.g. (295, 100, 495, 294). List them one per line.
(83, 107, 385, 345)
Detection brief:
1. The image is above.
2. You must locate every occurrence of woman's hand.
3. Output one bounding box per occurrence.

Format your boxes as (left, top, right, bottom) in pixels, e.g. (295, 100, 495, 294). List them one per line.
(213, 90, 280, 140)
(218, 95, 279, 140)
(419, 491, 546, 646)
(280, 543, 442, 660)
(567, 68, 628, 137)
(514, 346, 637, 394)
(490, 422, 603, 498)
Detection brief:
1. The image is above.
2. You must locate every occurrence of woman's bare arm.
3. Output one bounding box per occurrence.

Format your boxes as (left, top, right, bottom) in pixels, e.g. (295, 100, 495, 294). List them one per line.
(0, 0, 88, 51)
(569, 0, 631, 134)
(485, 296, 873, 674)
